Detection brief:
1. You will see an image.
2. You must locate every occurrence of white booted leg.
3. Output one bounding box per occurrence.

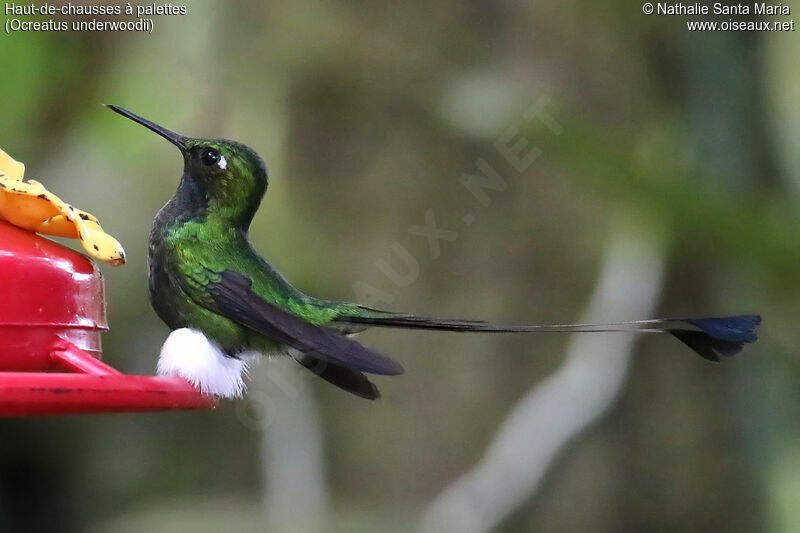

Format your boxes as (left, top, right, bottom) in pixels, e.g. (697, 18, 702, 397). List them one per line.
(157, 328, 248, 399)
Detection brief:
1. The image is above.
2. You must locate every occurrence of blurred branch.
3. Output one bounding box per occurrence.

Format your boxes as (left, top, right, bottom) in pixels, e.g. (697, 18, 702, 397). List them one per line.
(255, 361, 328, 533)
(420, 224, 665, 532)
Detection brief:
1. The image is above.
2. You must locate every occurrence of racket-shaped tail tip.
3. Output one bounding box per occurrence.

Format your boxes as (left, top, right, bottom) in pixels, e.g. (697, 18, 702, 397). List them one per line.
(671, 315, 761, 362)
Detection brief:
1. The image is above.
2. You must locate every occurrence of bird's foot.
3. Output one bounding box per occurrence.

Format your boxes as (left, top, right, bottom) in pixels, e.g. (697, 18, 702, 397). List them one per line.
(157, 328, 248, 399)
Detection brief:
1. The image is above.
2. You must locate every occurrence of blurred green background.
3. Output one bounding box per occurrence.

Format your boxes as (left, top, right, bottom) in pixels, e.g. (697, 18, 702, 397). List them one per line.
(1, 1, 799, 532)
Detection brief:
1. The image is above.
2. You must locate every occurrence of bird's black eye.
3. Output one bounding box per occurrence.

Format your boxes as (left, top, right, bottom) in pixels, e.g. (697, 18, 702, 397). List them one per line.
(201, 148, 220, 166)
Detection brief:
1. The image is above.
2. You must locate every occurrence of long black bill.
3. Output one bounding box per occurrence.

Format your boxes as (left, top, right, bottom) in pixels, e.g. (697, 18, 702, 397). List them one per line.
(104, 104, 187, 152)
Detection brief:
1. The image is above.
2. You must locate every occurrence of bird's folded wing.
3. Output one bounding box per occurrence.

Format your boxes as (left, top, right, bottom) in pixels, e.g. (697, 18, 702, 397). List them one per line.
(173, 265, 404, 376)
(292, 352, 381, 399)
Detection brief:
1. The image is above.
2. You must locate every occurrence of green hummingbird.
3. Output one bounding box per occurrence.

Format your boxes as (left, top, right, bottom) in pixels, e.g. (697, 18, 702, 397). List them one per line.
(106, 105, 761, 400)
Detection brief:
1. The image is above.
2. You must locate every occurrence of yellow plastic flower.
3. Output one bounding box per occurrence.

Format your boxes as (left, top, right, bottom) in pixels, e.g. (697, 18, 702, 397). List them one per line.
(0, 147, 126, 266)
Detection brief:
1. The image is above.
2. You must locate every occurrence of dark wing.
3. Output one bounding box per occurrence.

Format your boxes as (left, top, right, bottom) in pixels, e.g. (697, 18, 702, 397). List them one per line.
(194, 270, 404, 376)
(292, 352, 380, 400)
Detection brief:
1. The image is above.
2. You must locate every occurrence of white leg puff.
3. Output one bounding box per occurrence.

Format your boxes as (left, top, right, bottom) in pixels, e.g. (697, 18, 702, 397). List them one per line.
(157, 328, 248, 399)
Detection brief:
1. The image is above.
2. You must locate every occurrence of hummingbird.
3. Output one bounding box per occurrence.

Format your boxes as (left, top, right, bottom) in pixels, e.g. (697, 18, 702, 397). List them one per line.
(106, 105, 761, 400)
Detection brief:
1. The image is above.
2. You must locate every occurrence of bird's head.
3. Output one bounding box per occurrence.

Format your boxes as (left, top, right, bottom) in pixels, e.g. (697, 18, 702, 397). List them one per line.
(106, 105, 267, 228)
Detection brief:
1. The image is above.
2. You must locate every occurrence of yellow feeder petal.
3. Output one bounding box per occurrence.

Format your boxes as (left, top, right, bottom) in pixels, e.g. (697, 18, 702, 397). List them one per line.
(0, 148, 25, 181)
(75, 208, 99, 224)
(20, 179, 125, 264)
(24, 180, 80, 224)
(35, 215, 81, 238)
(0, 178, 63, 231)
(0, 149, 126, 266)
(74, 217, 126, 266)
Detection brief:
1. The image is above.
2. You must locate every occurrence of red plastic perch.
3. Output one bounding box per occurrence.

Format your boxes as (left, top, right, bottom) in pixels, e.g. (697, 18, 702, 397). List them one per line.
(0, 338, 217, 416)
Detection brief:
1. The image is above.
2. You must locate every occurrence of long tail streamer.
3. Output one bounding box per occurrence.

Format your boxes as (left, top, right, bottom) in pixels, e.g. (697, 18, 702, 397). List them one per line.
(340, 314, 762, 362)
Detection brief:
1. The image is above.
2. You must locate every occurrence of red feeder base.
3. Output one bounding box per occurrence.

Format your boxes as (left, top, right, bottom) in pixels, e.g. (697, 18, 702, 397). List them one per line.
(0, 338, 217, 416)
(0, 220, 216, 416)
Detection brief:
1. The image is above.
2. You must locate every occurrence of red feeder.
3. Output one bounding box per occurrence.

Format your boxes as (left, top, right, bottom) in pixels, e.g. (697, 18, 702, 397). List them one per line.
(0, 220, 216, 416)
